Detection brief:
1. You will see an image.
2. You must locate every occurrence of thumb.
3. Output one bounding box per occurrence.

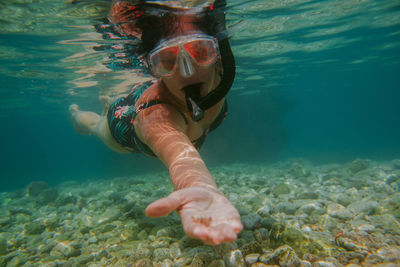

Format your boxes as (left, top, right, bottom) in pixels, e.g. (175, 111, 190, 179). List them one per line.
(145, 191, 182, 218)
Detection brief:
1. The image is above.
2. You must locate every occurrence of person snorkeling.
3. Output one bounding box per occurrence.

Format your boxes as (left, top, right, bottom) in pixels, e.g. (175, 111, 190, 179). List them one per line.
(69, 0, 242, 245)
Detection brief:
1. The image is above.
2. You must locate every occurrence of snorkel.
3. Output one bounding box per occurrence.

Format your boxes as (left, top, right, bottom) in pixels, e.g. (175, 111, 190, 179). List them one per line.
(181, 0, 235, 121)
(141, 0, 235, 122)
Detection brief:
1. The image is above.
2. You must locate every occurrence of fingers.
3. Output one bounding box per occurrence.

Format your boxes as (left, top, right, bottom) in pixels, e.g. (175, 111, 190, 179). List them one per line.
(184, 220, 240, 246)
(145, 192, 182, 218)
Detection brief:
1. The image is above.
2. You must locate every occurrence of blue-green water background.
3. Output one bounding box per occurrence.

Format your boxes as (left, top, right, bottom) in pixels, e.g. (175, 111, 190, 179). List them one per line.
(1, 0, 399, 191)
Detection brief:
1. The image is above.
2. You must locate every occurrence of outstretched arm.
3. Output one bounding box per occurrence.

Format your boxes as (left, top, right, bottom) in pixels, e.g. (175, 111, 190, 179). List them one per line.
(135, 104, 242, 245)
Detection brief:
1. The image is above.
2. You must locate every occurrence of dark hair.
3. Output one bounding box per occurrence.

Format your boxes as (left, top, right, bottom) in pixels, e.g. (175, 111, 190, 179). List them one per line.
(133, 0, 227, 54)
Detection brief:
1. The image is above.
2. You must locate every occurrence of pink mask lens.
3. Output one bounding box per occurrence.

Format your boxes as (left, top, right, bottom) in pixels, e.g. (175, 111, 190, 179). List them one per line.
(183, 39, 217, 65)
(152, 46, 179, 75)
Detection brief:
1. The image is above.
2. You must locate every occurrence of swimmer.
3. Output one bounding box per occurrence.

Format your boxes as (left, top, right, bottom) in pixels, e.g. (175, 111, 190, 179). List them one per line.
(69, 0, 242, 245)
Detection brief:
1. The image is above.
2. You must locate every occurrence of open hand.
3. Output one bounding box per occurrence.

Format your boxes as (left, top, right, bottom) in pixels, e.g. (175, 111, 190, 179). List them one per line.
(145, 186, 242, 245)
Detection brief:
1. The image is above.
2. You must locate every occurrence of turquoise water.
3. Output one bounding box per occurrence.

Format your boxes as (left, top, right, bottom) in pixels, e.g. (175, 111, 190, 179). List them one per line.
(0, 0, 399, 191)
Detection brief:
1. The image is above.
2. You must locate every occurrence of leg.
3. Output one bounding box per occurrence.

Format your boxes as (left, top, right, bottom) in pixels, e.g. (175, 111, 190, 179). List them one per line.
(69, 104, 103, 135)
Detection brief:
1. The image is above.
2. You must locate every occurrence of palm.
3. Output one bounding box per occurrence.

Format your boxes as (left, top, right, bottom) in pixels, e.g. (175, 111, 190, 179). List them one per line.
(145, 187, 242, 245)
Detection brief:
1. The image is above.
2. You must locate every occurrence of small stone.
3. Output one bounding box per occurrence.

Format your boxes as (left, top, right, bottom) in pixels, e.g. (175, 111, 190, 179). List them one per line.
(311, 260, 336, 267)
(135, 258, 153, 267)
(209, 259, 226, 267)
(259, 252, 274, 265)
(300, 260, 312, 267)
(298, 203, 322, 215)
(273, 245, 300, 267)
(362, 253, 384, 265)
(242, 213, 262, 230)
(257, 205, 270, 217)
(356, 224, 375, 233)
(169, 242, 182, 259)
(153, 248, 171, 262)
(250, 263, 269, 267)
(376, 246, 400, 261)
(156, 228, 173, 238)
(24, 221, 46, 235)
(348, 159, 369, 174)
(276, 202, 298, 215)
(273, 183, 291, 196)
(51, 241, 81, 258)
(6, 253, 29, 266)
(241, 241, 262, 255)
(391, 159, 400, 169)
(26, 181, 50, 197)
(327, 203, 353, 219)
(297, 192, 319, 200)
(55, 192, 77, 207)
(138, 230, 147, 240)
(289, 163, 311, 177)
(245, 253, 260, 265)
(226, 249, 245, 267)
(36, 188, 58, 205)
(0, 238, 7, 255)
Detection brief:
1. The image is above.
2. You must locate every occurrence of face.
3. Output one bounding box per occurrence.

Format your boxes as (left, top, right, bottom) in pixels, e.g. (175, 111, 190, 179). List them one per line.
(147, 17, 221, 100)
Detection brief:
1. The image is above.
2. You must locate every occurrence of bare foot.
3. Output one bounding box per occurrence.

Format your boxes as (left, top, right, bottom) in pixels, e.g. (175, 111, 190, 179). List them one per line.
(145, 186, 242, 245)
(69, 104, 92, 135)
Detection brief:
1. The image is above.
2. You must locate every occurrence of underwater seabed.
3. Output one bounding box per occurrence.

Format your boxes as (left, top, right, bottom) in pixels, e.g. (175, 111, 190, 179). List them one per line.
(1, 159, 400, 266)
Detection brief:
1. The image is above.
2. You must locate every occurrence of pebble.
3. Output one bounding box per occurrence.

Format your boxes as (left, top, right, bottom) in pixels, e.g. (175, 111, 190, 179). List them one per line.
(311, 261, 336, 267)
(226, 249, 245, 267)
(1, 160, 400, 266)
(242, 213, 262, 230)
(356, 224, 375, 233)
(245, 253, 260, 265)
(327, 203, 353, 219)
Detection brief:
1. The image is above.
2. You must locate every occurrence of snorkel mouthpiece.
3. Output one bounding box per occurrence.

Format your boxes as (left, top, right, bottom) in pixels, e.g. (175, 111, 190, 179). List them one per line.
(183, 83, 204, 121)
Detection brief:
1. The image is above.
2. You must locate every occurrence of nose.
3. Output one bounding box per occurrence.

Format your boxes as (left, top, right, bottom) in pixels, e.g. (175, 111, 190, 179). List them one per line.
(178, 50, 194, 77)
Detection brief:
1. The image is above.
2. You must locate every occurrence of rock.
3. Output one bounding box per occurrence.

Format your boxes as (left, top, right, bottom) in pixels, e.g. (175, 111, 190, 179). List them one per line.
(169, 242, 182, 259)
(209, 259, 226, 267)
(24, 221, 46, 235)
(311, 261, 336, 267)
(36, 188, 58, 205)
(241, 241, 262, 255)
(298, 202, 322, 215)
(391, 159, 400, 169)
(259, 245, 300, 267)
(242, 213, 262, 230)
(362, 253, 384, 265)
(273, 183, 291, 196)
(257, 205, 270, 217)
(55, 192, 77, 207)
(51, 241, 81, 258)
(0, 216, 11, 227)
(276, 202, 298, 215)
(289, 163, 311, 177)
(300, 260, 312, 267)
(245, 253, 260, 265)
(225, 249, 245, 267)
(348, 159, 369, 174)
(134, 258, 153, 267)
(369, 214, 400, 235)
(348, 200, 380, 215)
(6, 253, 29, 266)
(297, 192, 319, 200)
(327, 203, 353, 219)
(0, 238, 7, 255)
(26, 181, 50, 197)
(153, 248, 171, 262)
(376, 246, 400, 262)
(355, 224, 375, 233)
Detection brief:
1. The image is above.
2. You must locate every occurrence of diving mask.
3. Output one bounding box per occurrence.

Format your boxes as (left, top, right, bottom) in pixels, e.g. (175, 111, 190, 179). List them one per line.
(147, 34, 219, 78)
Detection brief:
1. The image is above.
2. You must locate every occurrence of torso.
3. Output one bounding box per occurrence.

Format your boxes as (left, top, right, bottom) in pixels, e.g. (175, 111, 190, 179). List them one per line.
(103, 79, 225, 154)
